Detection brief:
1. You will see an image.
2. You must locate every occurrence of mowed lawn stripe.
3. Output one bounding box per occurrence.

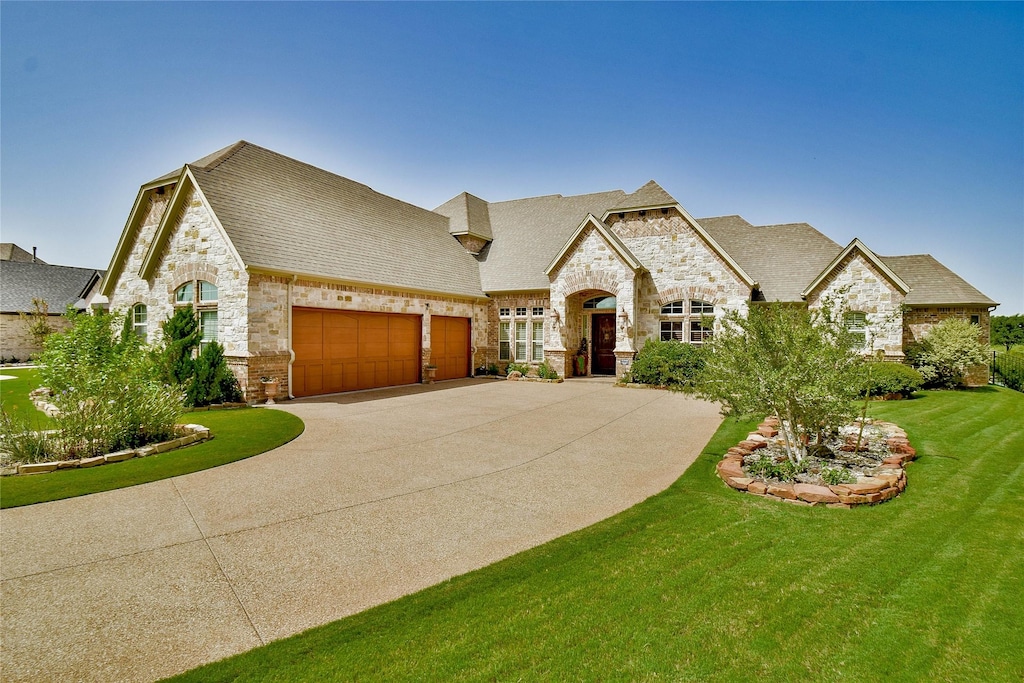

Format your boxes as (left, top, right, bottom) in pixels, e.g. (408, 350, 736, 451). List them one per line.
(165, 388, 1023, 682)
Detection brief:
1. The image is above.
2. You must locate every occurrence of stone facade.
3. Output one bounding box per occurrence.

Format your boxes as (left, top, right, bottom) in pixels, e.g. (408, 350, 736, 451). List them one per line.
(806, 252, 905, 357)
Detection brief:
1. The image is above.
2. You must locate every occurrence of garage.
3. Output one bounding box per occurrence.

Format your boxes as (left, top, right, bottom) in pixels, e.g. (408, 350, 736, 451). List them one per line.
(430, 315, 470, 381)
(292, 307, 421, 397)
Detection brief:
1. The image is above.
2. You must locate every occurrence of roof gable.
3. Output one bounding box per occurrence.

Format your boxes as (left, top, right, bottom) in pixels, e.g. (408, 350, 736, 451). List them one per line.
(802, 238, 910, 300)
(545, 214, 644, 276)
(604, 180, 677, 213)
(435, 191, 493, 241)
(880, 254, 997, 306)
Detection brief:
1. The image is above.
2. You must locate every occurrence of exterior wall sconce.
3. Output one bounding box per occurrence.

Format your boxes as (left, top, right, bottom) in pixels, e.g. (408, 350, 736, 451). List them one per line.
(552, 309, 561, 323)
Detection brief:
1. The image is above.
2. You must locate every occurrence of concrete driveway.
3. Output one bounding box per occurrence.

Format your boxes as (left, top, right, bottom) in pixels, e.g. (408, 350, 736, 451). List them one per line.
(1, 377, 722, 682)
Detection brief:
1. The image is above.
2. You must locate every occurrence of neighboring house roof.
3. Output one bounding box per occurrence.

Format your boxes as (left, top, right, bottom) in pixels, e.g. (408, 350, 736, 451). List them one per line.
(881, 254, 998, 307)
(469, 189, 633, 291)
(0, 260, 103, 314)
(149, 142, 485, 299)
(700, 218, 842, 302)
(0, 243, 45, 264)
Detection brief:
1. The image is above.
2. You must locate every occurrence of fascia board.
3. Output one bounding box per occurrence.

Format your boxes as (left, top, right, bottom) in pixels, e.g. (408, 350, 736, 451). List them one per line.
(801, 238, 911, 299)
(100, 184, 161, 296)
(675, 205, 757, 288)
(600, 203, 676, 221)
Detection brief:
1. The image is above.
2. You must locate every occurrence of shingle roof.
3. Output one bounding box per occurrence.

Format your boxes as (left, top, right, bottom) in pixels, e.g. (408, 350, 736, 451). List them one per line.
(470, 189, 632, 291)
(186, 142, 484, 298)
(435, 192, 493, 240)
(0, 243, 45, 264)
(881, 254, 997, 306)
(0, 261, 102, 313)
(607, 180, 677, 212)
(699, 217, 842, 302)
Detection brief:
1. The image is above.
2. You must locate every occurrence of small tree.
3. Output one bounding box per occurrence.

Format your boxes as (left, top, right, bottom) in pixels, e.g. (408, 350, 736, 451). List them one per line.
(697, 299, 862, 465)
(188, 341, 243, 407)
(991, 315, 1024, 352)
(907, 318, 989, 388)
(18, 298, 54, 353)
(157, 306, 200, 387)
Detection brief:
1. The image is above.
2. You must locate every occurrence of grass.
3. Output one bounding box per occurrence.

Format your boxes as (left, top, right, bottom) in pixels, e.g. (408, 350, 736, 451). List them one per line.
(168, 387, 1023, 682)
(0, 367, 53, 427)
(0, 369, 304, 508)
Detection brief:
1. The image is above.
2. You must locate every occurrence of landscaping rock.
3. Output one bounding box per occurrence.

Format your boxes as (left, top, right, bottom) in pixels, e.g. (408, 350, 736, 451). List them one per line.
(104, 450, 135, 463)
(56, 459, 81, 469)
(79, 455, 106, 467)
(135, 446, 157, 458)
(18, 462, 58, 474)
(738, 440, 767, 451)
(717, 460, 745, 480)
(747, 481, 768, 495)
(793, 483, 841, 504)
(767, 483, 797, 500)
(727, 476, 753, 491)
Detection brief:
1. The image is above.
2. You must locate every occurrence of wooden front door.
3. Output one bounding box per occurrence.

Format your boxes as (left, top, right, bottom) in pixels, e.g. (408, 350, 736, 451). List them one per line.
(591, 313, 617, 375)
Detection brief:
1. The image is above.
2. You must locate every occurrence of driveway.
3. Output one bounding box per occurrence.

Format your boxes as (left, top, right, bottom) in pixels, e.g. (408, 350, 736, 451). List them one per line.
(1, 377, 722, 682)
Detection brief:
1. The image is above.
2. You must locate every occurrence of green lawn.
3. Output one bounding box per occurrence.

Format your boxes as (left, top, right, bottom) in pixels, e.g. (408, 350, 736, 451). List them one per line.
(0, 369, 304, 508)
(168, 387, 1023, 682)
(0, 367, 53, 427)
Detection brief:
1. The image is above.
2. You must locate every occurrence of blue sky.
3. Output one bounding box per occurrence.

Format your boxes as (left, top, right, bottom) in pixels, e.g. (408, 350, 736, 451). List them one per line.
(2, 2, 1021, 313)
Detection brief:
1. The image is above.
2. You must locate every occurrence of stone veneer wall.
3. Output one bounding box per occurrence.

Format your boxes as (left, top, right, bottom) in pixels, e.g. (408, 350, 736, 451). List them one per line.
(548, 226, 637, 378)
(0, 314, 74, 361)
(610, 209, 750, 350)
(806, 252, 905, 357)
(107, 184, 251, 385)
(247, 273, 489, 398)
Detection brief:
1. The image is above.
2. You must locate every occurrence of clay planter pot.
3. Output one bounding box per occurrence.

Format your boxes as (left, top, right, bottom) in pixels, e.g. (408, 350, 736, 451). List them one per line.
(261, 380, 279, 405)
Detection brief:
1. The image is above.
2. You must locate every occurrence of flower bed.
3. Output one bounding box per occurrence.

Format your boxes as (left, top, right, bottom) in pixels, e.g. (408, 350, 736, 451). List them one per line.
(716, 417, 916, 508)
(2, 423, 211, 476)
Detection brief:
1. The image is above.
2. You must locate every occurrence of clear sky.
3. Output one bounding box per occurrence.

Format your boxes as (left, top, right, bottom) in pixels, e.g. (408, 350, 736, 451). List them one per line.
(2, 2, 1021, 313)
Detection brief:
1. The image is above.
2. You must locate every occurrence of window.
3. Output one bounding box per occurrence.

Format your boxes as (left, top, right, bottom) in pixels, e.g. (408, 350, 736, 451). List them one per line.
(532, 307, 544, 317)
(515, 307, 527, 316)
(661, 300, 684, 315)
(660, 300, 713, 344)
(200, 310, 218, 352)
(499, 308, 511, 318)
(661, 320, 684, 341)
(584, 296, 616, 309)
(499, 321, 511, 360)
(515, 321, 528, 361)
(970, 314, 980, 326)
(532, 319, 544, 361)
(846, 311, 867, 348)
(175, 279, 219, 351)
(132, 304, 148, 341)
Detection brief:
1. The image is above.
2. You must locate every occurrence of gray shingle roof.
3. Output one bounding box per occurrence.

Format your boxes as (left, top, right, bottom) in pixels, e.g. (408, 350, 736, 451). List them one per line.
(470, 189, 632, 291)
(608, 180, 677, 212)
(434, 192, 493, 240)
(0, 261, 102, 313)
(699, 217, 842, 302)
(188, 142, 484, 298)
(881, 254, 997, 306)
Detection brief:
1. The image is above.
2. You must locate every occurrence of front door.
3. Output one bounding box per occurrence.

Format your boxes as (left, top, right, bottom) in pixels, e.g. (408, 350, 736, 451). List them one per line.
(592, 313, 617, 375)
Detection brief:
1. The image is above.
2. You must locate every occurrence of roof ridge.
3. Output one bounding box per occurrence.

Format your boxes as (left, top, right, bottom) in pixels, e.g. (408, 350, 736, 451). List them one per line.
(190, 140, 249, 171)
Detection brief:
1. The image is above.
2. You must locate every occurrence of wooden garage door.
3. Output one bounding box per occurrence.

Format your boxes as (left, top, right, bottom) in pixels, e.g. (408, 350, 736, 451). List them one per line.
(292, 308, 421, 397)
(430, 315, 470, 381)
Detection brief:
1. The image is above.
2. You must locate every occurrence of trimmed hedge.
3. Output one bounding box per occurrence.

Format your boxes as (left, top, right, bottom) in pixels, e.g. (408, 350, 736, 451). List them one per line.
(626, 340, 705, 389)
(859, 361, 924, 398)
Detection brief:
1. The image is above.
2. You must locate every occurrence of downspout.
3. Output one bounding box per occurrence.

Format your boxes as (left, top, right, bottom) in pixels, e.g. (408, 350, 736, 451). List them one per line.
(287, 274, 297, 399)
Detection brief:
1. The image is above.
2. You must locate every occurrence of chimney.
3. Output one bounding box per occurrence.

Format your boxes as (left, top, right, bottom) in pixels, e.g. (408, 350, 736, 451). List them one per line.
(32, 247, 37, 263)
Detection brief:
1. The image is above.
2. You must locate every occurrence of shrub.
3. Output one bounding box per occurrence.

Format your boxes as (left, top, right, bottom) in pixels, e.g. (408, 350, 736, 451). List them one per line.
(907, 318, 988, 388)
(187, 341, 243, 407)
(28, 309, 184, 461)
(487, 363, 500, 376)
(859, 362, 924, 398)
(506, 362, 530, 376)
(536, 361, 560, 380)
(0, 405, 51, 464)
(627, 339, 706, 389)
(745, 454, 801, 482)
(820, 466, 855, 486)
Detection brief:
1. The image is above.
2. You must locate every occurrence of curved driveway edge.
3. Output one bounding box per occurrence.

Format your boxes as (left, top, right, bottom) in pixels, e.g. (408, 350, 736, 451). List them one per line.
(1, 378, 722, 682)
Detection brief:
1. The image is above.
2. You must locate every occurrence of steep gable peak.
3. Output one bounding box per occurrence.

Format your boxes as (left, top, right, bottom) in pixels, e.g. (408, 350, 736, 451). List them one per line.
(608, 180, 677, 212)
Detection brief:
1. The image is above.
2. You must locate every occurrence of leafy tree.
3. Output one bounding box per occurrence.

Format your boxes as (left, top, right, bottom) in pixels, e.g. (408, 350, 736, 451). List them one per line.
(697, 299, 862, 465)
(991, 314, 1024, 351)
(907, 318, 989, 388)
(18, 298, 54, 354)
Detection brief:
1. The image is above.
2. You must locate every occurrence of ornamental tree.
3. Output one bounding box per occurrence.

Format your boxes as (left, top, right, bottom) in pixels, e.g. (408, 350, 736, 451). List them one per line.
(697, 299, 862, 465)
(907, 318, 989, 388)
(991, 315, 1024, 352)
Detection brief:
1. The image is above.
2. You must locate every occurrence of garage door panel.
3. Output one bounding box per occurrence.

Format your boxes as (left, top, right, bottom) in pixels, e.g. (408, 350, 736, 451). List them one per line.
(292, 308, 422, 397)
(430, 316, 470, 382)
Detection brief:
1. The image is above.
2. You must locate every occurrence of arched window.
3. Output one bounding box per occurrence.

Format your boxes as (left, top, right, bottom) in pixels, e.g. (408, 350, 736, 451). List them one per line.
(583, 296, 616, 310)
(660, 300, 714, 344)
(174, 279, 219, 351)
(132, 304, 148, 341)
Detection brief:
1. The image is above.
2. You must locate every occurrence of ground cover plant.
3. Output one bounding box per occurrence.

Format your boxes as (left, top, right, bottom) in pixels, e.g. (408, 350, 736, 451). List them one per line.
(167, 387, 1023, 682)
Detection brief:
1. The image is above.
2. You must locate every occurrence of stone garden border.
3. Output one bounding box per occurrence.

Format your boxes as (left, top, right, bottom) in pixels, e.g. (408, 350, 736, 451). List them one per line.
(6, 423, 212, 476)
(506, 371, 564, 383)
(716, 417, 917, 508)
